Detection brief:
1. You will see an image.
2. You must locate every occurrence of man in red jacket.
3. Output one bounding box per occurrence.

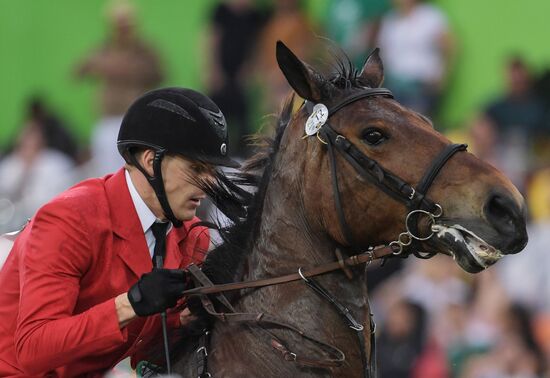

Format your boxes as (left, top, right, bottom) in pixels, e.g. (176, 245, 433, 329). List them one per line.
(0, 87, 239, 377)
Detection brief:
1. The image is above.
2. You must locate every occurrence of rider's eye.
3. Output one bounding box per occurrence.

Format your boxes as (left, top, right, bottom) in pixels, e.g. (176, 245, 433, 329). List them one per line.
(362, 128, 387, 145)
(191, 165, 205, 174)
(192, 163, 215, 176)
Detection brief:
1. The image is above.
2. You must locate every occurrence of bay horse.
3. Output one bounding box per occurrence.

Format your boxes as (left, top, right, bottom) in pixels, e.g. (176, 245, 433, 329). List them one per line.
(165, 41, 527, 378)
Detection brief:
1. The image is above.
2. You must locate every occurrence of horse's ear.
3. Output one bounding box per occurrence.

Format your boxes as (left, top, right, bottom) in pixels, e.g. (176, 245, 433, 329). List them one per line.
(358, 48, 384, 88)
(276, 40, 325, 102)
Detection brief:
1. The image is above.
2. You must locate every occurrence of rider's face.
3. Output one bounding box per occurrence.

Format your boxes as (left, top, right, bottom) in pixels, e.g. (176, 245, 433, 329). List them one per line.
(161, 155, 215, 221)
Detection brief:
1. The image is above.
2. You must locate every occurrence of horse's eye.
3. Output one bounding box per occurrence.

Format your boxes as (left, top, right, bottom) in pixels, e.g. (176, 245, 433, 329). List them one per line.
(362, 128, 387, 145)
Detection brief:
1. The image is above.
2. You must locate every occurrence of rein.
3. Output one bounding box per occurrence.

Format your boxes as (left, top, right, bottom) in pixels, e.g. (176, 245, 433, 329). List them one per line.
(183, 245, 394, 297)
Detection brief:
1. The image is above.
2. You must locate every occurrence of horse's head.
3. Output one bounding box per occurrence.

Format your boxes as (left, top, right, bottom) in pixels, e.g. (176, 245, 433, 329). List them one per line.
(275, 41, 527, 273)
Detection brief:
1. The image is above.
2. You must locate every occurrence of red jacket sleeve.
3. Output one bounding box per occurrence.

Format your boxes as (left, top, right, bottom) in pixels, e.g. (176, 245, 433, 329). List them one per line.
(167, 223, 210, 329)
(14, 202, 127, 374)
(184, 223, 210, 267)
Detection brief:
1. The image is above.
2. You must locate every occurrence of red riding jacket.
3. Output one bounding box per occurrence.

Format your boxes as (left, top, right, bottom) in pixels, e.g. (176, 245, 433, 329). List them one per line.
(0, 169, 209, 377)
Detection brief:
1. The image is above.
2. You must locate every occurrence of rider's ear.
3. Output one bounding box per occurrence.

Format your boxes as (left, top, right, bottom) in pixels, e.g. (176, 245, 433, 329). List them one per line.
(276, 40, 325, 102)
(139, 149, 156, 177)
(358, 48, 384, 88)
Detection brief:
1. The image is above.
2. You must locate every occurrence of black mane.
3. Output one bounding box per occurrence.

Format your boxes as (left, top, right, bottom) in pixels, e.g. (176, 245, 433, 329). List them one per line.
(326, 49, 364, 90)
(194, 50, 367, 287)
(195, 95, 294, 287)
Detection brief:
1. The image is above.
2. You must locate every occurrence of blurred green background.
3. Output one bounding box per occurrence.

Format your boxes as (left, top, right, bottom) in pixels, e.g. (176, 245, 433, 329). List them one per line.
(0, 0, 549, 147)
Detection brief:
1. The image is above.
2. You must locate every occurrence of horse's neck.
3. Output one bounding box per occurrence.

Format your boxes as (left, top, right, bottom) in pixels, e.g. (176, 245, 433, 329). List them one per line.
(239, 170, 369, 354)
(246, 169, 332, 279)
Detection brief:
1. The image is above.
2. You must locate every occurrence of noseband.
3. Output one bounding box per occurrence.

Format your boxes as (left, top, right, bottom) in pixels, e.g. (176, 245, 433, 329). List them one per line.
(305, 88, 467, 256)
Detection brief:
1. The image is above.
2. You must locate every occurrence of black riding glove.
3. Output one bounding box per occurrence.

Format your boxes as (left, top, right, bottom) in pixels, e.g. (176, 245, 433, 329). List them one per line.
(128, 268, 187, 317)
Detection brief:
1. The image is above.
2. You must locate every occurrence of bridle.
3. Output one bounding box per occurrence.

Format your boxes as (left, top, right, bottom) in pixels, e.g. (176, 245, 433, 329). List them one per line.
(308, 87, 467, 256)
(299, 87, 466, 377)
(180, 87, 467, 378)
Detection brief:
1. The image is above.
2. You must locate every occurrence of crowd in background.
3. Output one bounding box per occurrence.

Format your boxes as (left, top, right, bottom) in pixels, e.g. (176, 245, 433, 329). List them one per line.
(2, 0, 550, 377)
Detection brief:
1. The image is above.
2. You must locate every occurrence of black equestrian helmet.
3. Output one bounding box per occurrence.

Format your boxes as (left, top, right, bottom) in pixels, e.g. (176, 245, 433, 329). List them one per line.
(117, 87, 240, 168)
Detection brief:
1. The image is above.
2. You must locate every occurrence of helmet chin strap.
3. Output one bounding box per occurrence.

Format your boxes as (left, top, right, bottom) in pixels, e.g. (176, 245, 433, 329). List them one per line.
(129, 149, 183, 228)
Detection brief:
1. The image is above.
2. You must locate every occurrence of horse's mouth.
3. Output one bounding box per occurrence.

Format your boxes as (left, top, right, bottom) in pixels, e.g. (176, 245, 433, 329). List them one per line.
(431, 224, 503, 273)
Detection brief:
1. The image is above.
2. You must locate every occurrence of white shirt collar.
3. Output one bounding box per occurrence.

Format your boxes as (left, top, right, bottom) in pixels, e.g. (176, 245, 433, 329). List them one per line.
(125, 169, 159, 233)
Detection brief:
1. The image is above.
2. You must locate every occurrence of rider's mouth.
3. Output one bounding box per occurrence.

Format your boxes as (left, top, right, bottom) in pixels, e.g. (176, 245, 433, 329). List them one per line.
(431, 224, 503, 273)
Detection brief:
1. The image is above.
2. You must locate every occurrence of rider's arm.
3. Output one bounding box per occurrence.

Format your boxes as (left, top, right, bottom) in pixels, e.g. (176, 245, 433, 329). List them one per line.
(14, 202, 129, 375)
(115, 293, 137, 327)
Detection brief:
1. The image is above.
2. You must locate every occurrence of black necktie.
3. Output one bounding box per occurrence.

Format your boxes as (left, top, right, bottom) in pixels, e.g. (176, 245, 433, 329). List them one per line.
(150, 221, 172, 373)
(151, 222, 169, 269)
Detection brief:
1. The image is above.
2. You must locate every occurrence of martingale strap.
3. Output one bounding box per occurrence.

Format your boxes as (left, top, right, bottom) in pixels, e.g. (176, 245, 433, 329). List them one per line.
(183, 246, 397, 375)
(200, 293, 347, 369)
(187, 266, 346, 371)
(299, 272, 371, 377)
(182, 247, 396, 376)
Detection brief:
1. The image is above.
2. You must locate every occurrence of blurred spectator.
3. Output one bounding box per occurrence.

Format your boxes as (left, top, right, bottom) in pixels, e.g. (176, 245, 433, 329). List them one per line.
(484, 57, 547, 137)
(253, 0, 320, 114)
(0, 119, 77, 233)
(377, 300, 428, 378)
(527, 168, 550, 221)
(468, 114, 499, 167)
(377, 0, 455, 118)
(372, 256, 468, 377)
(441, 270, 510, 377)
(400, 255, 469, 320)
(372, 256, 468, 326)
(206, 0, 269, 158)
(324, 0, 390, 68)
(411, 337, 449, 378)
(470, 56, 546, 192)
(496, 221, 550, 311)
(26, 97, 80, 163)
(75, 0, 164, 176)
(372, 252, 550, 376)
(533, 67, 550, 162)
(458, 303, 544, 378)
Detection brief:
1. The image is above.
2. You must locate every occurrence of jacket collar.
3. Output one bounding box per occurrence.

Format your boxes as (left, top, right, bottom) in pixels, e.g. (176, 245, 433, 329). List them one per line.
(105, 169, 190, 276)
(106, 169, 144, 241)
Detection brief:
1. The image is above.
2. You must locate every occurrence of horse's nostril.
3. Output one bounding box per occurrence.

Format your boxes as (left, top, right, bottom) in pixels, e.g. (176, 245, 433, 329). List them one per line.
(484, 192, 527, 253)
(487, 194, 514, 229)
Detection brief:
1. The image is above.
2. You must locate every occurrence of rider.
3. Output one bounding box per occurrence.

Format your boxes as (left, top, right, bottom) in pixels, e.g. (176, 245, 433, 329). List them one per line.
(0, 87, 239, 376)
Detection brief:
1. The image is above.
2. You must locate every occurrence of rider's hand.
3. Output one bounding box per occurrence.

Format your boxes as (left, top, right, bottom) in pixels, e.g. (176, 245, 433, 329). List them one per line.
(179, 307, 198, 327)
(128, 269, 187, 317)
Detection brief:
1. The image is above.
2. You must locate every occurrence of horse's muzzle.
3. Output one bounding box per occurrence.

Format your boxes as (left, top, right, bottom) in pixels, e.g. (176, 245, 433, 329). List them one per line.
(484, 191, 528, 254)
